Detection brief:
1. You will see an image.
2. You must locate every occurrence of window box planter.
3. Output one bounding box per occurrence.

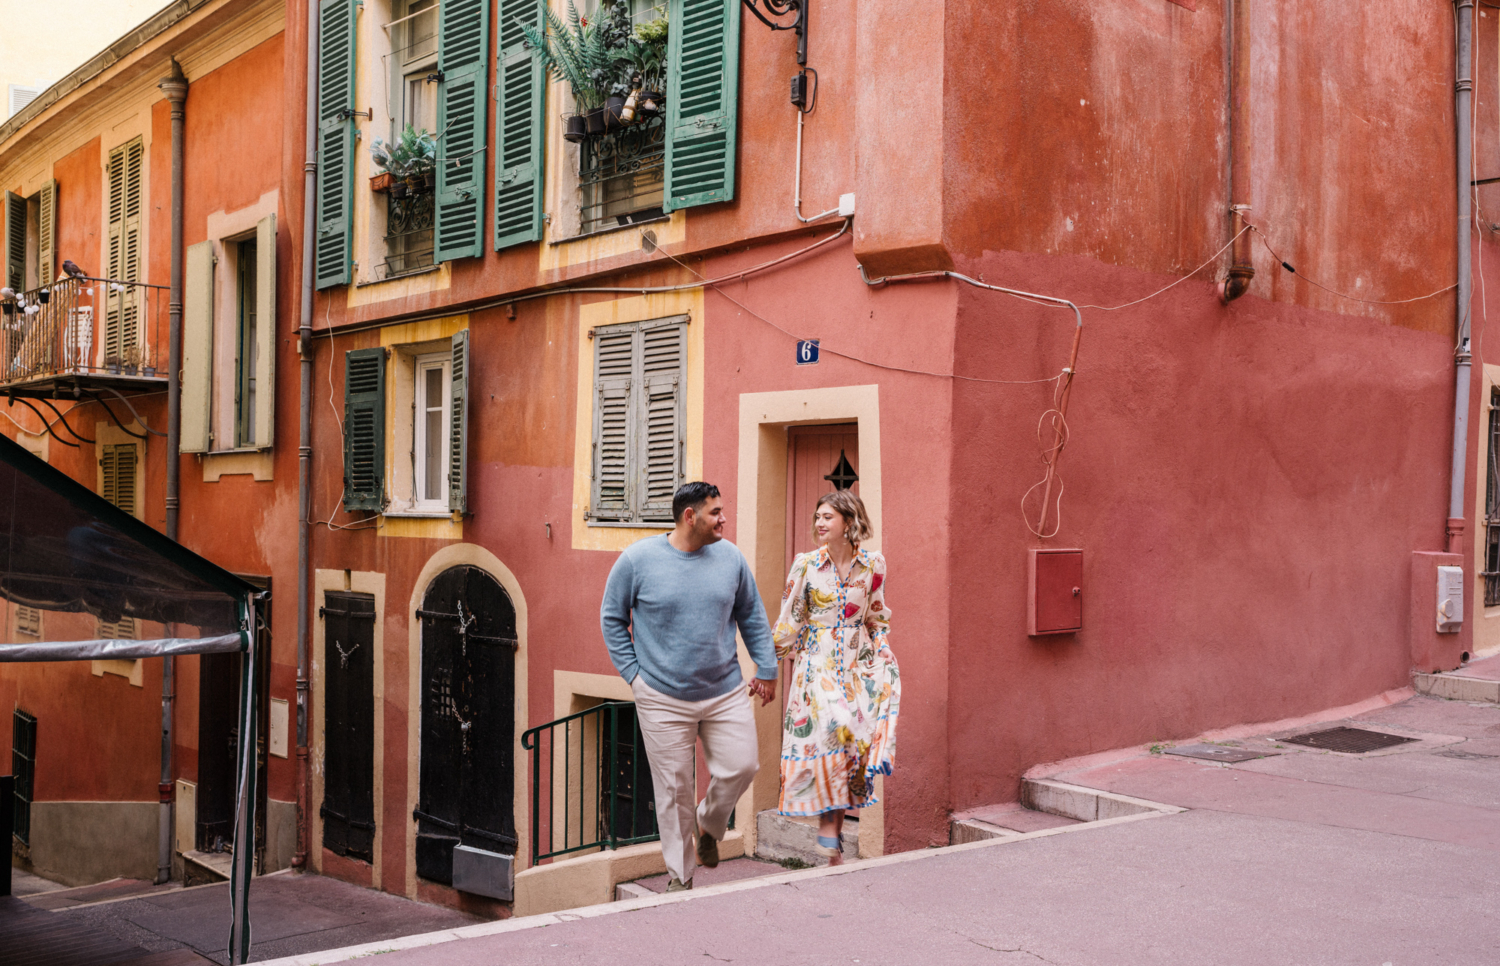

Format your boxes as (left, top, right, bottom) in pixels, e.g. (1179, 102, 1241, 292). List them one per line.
(585, 107, 607, 136)
(565, 114, 587, 143)
(370, 172, 396, 193)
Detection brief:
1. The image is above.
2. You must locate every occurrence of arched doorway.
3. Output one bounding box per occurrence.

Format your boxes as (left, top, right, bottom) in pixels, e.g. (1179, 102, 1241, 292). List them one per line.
(414, 565, 518, 886)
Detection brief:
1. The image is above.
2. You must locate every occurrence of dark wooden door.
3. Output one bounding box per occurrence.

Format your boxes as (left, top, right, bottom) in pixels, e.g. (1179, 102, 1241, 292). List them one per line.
(320, 591, 376, 863)
(197, 652, 239, 852)
(415, 566, 517, 885)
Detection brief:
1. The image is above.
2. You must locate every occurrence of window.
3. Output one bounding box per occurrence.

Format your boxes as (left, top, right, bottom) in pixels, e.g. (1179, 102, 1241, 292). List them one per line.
(12, 708, 36, 845)
(180, 216, 277, 453)
(14, 606, 40, 639)
(106, 138, 143, 369)
(7, 84, 41, 118)
(587, 316, 685, 526)
(413, 354, 452, 510)
(342, 329, 469, 514)
(235, 237, 260, 446)
(379, 0, 439, 279)
(3, 179, 55, 293)
(97, 617, 137, 640)
(316, 0, 490, 287)
(99, 441, 140, 518)
(578, 1, 667, 235)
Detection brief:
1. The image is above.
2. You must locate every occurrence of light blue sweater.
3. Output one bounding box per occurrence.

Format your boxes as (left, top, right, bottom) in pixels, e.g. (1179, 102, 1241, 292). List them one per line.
(600, 535, 778, 702)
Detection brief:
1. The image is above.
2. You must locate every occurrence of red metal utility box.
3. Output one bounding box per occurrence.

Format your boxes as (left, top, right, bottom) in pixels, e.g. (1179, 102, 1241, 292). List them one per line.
(1029, 549, 1082, 636)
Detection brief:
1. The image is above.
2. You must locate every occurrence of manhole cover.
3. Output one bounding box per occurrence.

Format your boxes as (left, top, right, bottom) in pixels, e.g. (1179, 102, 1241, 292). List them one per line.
(1281, 727, 1417, 754)
(1165, 743, 1279, 763)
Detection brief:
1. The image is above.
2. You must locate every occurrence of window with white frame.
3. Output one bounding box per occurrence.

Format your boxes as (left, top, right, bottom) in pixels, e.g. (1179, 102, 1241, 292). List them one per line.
(412, 352, 452, 510)
(341, 329, 469, 515)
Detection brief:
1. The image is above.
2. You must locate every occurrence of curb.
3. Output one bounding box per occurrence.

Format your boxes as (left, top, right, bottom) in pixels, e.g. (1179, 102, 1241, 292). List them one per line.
(253, 794, 1185, 966)
(1413, 670, 1500, 704)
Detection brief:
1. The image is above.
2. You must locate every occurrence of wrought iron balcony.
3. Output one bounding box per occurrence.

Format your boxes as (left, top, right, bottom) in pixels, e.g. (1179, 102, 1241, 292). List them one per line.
(579, 115, 666, 235)
(1, 276, 167, 399)
(381, 189, 435, 280)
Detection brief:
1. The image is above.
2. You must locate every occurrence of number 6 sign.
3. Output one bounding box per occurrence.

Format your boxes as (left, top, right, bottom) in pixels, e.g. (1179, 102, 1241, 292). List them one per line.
(796, 339, 820, 365)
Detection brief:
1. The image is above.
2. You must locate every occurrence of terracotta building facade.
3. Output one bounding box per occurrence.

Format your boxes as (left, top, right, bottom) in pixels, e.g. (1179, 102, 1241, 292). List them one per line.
(3, 0, 1497, 917)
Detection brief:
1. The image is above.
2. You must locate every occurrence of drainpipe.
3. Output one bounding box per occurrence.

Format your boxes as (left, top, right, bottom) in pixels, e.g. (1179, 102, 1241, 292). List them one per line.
(156, 57, 188, 887)
(294, 0, 319, 870)
(1218, 0, 1255, 303)
(1449, 0, 1475, 557)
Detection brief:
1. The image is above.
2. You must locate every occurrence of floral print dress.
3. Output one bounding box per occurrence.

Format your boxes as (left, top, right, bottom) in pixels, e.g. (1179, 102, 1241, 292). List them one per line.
(773, 545, 900, 816)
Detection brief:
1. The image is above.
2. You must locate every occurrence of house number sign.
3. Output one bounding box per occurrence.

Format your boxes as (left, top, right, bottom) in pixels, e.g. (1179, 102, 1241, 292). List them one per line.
(796, 339, 820, 365)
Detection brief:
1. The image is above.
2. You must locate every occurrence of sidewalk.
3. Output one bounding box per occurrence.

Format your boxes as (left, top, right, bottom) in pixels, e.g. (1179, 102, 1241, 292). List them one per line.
(262, 691, 1500, 966)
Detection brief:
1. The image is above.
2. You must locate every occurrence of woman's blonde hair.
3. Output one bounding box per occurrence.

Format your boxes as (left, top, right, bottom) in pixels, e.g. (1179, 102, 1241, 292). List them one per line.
(812, 490, 873, 546)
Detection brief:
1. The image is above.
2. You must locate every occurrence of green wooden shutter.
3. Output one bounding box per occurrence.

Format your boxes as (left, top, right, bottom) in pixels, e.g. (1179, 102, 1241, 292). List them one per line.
(37, 179, 56, 288)
(434, 0, 490, 262)
(253, 214, 277, 448)
(343, 347, 387, 511)
(590, 324, 636, 521)
(637, 318, 685, 522)
(180, 240, 215, 454)
(3, 190, 23, 290)
(316, 0, 357, 290)
(664, 0, 740, 211)
(448, 329, 470, 513)
(493, 0, 544, 250)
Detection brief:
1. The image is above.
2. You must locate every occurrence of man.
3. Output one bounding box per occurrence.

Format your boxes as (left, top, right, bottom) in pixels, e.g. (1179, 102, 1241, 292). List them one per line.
(600, 481, 778, 891)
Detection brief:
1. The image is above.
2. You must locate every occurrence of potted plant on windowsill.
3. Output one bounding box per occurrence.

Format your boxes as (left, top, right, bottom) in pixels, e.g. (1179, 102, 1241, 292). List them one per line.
(628, 11, 668, 118)
(524, 1, 640, 140)
(370, 125, 437, 196)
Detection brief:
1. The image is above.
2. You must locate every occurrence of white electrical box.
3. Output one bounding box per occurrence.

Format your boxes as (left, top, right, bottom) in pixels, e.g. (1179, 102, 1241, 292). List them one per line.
(838, 192, 857, 217)
(1437, 565, 1464, 634)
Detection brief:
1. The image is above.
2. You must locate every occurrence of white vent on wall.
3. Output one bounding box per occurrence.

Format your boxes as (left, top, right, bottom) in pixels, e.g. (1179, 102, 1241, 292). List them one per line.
(8, 84, 42, 118)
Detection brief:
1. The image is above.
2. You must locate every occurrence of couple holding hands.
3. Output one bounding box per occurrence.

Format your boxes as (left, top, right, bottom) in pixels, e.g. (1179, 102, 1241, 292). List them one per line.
(601, 482, 900, 890)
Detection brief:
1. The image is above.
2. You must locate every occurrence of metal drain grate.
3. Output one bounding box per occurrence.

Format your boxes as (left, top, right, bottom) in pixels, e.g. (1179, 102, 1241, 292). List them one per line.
(1281, 727, 1418, 754)
(1165, 743, 1279, 763)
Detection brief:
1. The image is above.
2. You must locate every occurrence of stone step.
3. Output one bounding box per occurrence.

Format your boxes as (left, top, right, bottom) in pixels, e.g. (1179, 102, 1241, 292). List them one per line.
(753, 810, 858, 865)
(1413, 653, 1500, 704)
(949, 802, 1081, 845)
(951, 779, 1183, 845)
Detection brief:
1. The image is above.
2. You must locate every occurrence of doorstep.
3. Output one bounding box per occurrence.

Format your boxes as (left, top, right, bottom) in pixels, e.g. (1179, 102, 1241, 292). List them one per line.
(1413, 652, 1500, 704)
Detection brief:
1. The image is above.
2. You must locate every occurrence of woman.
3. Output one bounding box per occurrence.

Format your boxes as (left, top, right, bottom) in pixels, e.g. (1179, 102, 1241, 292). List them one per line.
(772, 490, 900, 866)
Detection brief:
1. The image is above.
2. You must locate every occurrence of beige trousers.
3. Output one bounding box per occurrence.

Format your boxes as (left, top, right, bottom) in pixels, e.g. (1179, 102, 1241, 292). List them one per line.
(630, 675, 760, 884)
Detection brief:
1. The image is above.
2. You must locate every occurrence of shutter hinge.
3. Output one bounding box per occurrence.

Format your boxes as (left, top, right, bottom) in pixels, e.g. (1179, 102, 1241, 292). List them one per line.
(587, 328, 594, 340)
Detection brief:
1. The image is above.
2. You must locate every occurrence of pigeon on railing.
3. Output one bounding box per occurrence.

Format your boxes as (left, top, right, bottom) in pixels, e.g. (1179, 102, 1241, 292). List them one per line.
(61, 260, 88, 280)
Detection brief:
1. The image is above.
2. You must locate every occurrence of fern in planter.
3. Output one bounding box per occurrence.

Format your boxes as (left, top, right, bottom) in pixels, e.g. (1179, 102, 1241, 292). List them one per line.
(522, 0, 617, 111)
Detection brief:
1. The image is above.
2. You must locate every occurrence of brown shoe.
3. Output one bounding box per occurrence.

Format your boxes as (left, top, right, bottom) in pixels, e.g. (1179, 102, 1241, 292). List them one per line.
(695, 826, 720, 869)
(666, 876, 693, 892)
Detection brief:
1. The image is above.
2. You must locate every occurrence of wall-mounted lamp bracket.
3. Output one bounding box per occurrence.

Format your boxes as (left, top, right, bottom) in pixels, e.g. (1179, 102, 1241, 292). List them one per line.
(742, 0, 808, 65)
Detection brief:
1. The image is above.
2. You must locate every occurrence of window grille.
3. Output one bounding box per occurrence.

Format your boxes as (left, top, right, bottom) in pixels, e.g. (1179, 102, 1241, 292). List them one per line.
(579, 116, 666, 235)
(382, 191, 435, 279)
(12, 708, 36, 845)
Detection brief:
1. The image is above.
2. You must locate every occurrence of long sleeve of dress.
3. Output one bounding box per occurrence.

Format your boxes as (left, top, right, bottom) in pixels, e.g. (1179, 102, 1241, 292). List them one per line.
(773, 553, 813, 660)
(864, 552, 890, 644)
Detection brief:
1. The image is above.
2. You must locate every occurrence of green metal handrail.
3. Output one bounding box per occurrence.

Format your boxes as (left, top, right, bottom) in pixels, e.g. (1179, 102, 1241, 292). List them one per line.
(521, 700, 658, 863)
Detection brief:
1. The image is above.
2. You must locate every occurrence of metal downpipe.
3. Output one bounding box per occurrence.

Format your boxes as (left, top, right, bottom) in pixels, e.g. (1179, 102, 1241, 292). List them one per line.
(1219, 0, 1255, 303)
(156, 57, 188, 886)
(294, 0, 319, 870)
(1449, 0, 1475, 557)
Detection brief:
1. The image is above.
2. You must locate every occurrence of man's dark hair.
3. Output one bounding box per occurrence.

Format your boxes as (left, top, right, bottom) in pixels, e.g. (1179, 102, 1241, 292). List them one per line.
(673, 482, 720, 522)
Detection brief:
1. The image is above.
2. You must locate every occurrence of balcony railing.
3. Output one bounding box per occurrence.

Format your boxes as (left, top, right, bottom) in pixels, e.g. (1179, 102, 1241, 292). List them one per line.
(1, 276, 167, 393)
(381, 189, 434, 280)
(579, 115, 666, 235)
(521, 701, 658, 863)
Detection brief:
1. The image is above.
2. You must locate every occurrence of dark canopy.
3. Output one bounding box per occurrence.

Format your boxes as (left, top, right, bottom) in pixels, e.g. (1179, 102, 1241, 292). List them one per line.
(0, 432, 254, 638)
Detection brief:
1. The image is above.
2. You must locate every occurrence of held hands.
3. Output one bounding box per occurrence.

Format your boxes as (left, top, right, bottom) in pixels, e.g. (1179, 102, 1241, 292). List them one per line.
(748, 676, 778, 706)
